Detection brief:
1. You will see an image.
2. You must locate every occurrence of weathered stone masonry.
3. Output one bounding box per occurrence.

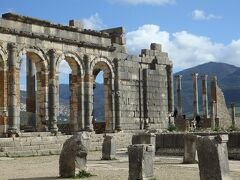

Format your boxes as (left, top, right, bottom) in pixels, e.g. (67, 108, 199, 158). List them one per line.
(0, 13, 173, 136)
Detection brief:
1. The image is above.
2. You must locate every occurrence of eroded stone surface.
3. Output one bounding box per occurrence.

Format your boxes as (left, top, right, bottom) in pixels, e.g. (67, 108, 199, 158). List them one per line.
(196, 134, 231, 180)
(59, 133, 90, 178)
(128, 144, 155, 180)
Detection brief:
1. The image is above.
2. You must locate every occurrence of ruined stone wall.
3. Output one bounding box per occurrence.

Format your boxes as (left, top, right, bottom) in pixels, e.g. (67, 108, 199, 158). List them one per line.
(118, 45, 172, 130)
(216, 85, 231, 128)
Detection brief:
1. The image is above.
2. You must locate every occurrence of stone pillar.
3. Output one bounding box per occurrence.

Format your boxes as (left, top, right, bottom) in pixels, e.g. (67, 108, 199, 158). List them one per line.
(211, 76, 218, 118)
(175, 75, 183, 115)
(26, 57, 36, 130)
(143, 69, 150, 129)
(166, 64, 174, 113)
(7, 43, 19, 136)
(183, 134, 198, 164)
(202, 75, 208, 118)
(48, 49, 58, 133)
(231, 103, 235, 127)
(196, 134, 230, 180)
(102, 135, 116, 160)
(211, 101, 216, 129)
(192, 73, 199, 118)
(77, 72, 84, 131)
(114, 59, 121, 131)
(69, 73, 78, 132)
(84, 55, 93, 131)
(128, 144, 155, 180)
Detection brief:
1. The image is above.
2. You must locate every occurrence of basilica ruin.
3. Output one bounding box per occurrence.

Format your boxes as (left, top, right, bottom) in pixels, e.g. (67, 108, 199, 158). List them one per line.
(0, 13, 174, 137)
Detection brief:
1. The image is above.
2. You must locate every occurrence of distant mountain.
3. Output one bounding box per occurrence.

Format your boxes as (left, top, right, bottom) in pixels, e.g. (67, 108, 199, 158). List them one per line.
(174, 62, 240, 115)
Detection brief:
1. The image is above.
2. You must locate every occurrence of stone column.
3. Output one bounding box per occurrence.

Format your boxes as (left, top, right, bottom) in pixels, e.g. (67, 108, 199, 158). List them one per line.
(231, 103, 235, 127)
(175, 75, 183, 115)
(211, 101, 216, 129)
(84, 55, 93, 131)
(211, 76, 218, 128)
(166, 64, 174, 113)
(114, 59, 121, 131)
(77, 72, 84, 131)
(192, 73, 199, 118)
(201, 75, 208, 118)
(48, 49, 58, 133)
(7, 43, 20, 136)
(102, 135, 116, 160)
(69, 73, 79, 132)
(26, 57, 36, 130)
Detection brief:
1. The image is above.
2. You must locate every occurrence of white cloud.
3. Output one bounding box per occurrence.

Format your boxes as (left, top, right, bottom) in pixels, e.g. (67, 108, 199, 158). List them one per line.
(126, 24, 240, 71)
(110, 0, 175, 5)
(192, 9, 222, 21)
(82, 13, 105, 30)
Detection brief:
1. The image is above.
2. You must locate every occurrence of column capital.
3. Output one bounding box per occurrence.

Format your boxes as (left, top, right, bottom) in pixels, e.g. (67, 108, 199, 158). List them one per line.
(191, 73, 199, 78)
(201, 74, 208, 79)
(211, 75, 217, 82)
(175, 74, 182, 79)
(7, 43, 17, 50)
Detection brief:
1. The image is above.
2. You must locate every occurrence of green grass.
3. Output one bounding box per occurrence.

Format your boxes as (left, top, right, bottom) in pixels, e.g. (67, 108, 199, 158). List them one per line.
(73, 170, 95, 179)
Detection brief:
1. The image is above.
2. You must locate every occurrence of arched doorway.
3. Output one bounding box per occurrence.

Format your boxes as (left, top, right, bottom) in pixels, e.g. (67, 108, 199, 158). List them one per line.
(92, 60, 114, 133)
(56, 54, 83, 132)
(18, 49, 48, 132)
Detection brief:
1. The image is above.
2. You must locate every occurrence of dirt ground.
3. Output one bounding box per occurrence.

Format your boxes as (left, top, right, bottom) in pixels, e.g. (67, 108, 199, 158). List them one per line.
(1, 151, 240, 180)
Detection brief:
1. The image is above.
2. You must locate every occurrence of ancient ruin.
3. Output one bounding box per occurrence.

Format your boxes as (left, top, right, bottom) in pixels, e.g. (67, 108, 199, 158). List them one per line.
(0, 13, 173, 137)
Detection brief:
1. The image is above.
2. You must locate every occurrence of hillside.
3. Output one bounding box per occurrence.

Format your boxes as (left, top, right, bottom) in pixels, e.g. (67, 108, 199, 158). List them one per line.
(174, 62, 240, 115)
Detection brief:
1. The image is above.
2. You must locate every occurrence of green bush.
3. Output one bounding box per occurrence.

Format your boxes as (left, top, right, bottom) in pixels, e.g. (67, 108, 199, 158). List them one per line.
(167, 123, 177, 132)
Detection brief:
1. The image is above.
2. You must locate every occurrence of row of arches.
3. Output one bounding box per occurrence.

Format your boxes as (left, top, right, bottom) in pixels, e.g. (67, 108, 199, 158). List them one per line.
(0, 45, 119, 135)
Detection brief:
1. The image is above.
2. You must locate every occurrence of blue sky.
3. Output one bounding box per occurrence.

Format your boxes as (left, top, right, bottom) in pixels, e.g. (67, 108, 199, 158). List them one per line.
(1, 0, 240, 86)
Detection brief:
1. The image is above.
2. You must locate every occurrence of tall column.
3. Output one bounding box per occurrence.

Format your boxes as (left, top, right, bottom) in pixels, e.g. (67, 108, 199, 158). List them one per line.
(26, 57, 36, 130)
(231, 103, 235, 127)
(175, 75, 183, 115)
(192, 73, 199, 118)
(7, 43, 19, 136)
(48, 49, 58, 133)
(211, 76, 218, 118)
(166, 64, 174, 113)
(77, 73, 84, 131)
(211, 101, 216, 129)
(84, 55, 93, 131)
(201, 75, 208, 118)
(114, 59, 121, 131)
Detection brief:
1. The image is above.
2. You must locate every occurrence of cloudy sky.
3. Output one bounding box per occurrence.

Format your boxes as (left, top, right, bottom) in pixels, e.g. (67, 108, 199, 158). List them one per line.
(1, 0, 240, 82)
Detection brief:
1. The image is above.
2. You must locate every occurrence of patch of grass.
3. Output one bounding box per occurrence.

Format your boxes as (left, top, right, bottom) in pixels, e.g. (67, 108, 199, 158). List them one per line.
(167, 123, 177, 132)
(151, 177, 156, 180)
(73, 170, 95, 179)
(228, 125, 240, 131)
(111, 157, 118, 160)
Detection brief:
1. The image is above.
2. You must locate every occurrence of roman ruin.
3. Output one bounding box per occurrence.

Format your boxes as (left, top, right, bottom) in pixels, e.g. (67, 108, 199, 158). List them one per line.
(0, 13, 173, 137)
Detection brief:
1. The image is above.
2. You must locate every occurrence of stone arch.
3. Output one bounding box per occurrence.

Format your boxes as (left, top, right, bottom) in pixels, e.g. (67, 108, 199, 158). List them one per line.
(56, 52, 84, 132)
(90, 56, 115, 132)
(17, 46, 48, 131)
(0, 47, 8, 134)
